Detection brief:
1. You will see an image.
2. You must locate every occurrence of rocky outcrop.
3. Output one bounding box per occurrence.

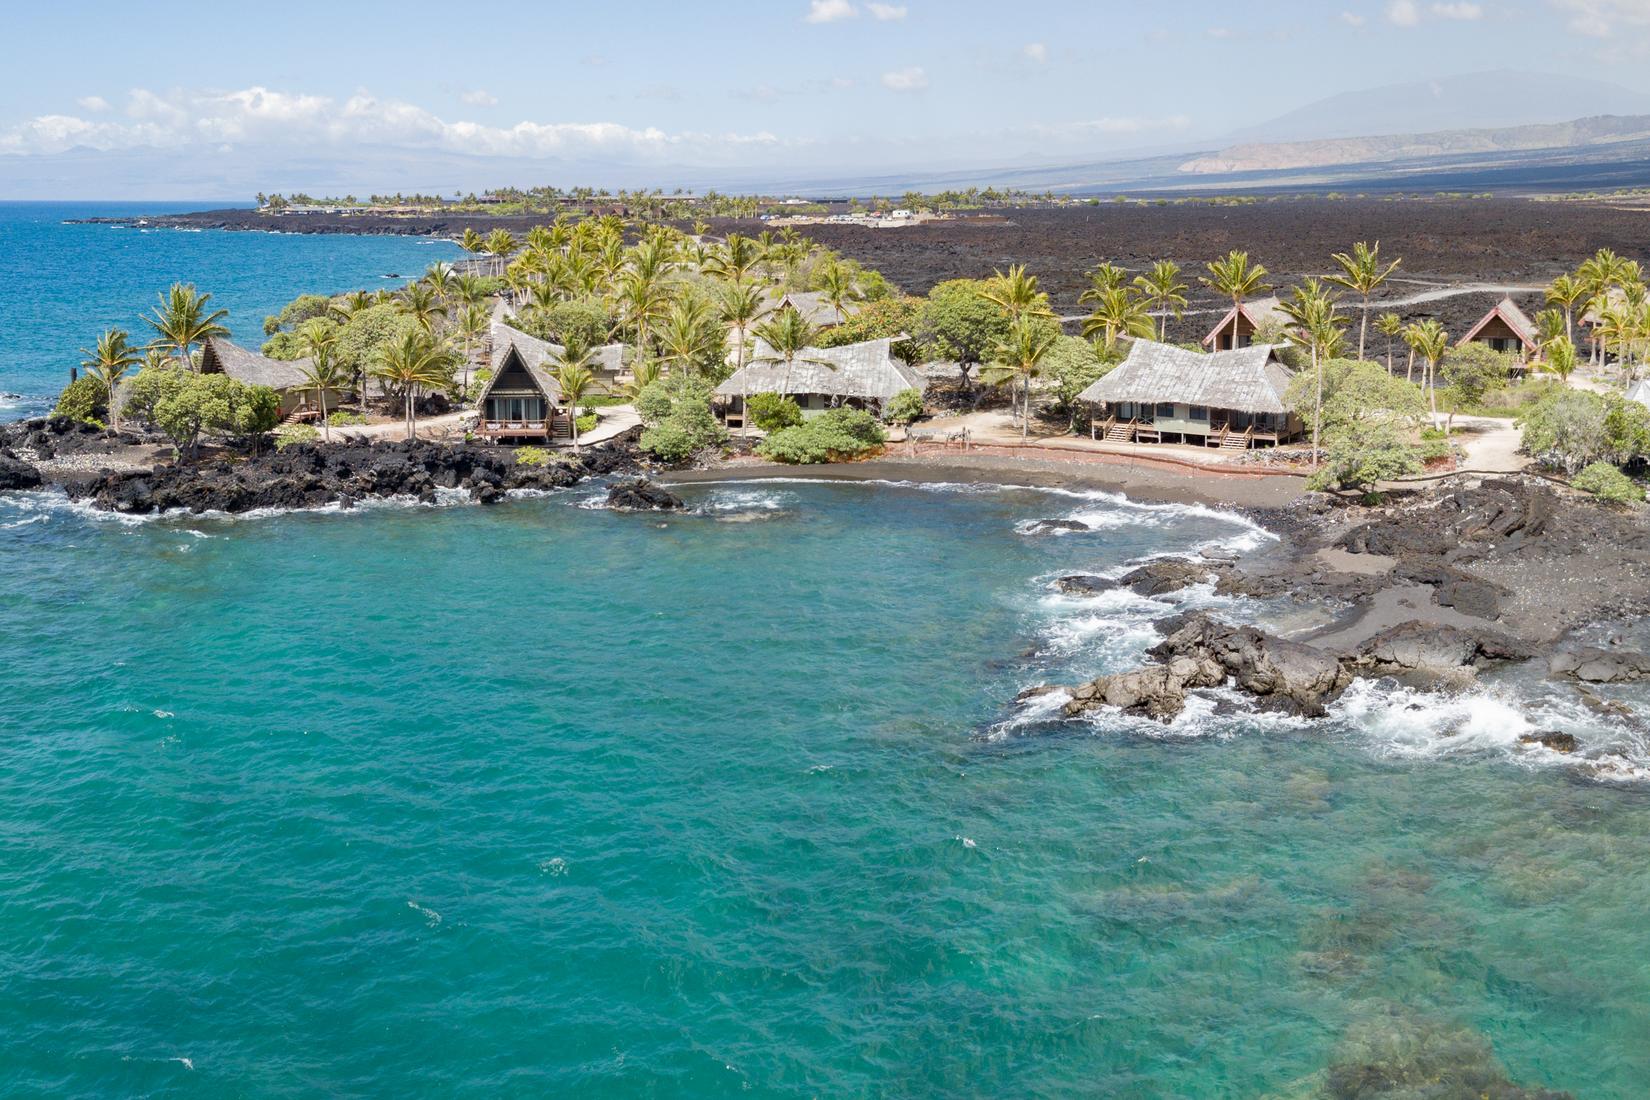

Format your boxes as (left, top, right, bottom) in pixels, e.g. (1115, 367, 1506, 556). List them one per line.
(1520, 731, 1578, 753)
(50, 439, 640, 515)
(606, 478, 683, 511)
(1548, 644, 1650, 683)
(1353, 621, 1533, 680)
(1054, 574, 1112, 596)
(1116, 559, 1217, 596)
(1151, 615, 1352, 716)
(1062, 655, 1226, 720)
(0, 453, 42, 491)
(1022, 518, 1089, 534)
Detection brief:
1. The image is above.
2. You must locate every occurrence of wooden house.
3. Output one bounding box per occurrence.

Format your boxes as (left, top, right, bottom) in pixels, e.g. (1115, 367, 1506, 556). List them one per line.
(1457, 297, 1539, 361)
(475, 325, 566, 441)
(714, 337, 924, 429)
(1078, 340, 1302, 449)
(1202, 297, 1288, 350)
(772, 289, 863, 330)
(199, 337, 337, 419)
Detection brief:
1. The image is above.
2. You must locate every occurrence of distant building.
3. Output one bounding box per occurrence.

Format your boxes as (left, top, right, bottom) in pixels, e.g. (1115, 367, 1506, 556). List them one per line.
(1078, 339, 1303, 449)
(772, 289, 863, 330)
(1457, 297, 1539, 361)
(1202, 296, 1288, 351)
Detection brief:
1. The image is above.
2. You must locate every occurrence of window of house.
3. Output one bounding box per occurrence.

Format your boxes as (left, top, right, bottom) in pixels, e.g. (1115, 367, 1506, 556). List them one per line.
(1156, 402, 1175, 418)
(1189, 405, 1208, 422)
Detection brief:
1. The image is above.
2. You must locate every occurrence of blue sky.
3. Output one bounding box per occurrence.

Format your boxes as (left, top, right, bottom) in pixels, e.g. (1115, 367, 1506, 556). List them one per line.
(4, 0, 1650, 196)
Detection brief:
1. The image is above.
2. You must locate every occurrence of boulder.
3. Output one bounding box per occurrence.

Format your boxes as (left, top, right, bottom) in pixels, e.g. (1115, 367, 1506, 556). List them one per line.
(1053, 574, 1112, 597)
(1116, 559, 1216, 596)
(1062, 654, 1226, 721)
(1022, 518, 1088, 534)
(1354, 621, 1533, 679)
(607, 478, 683, 511)
(0, 454, 43, 492)
(1520, 731, 1579, 753)
(1548, 645, 1650, 684)
(1150, 615, 1352, 717)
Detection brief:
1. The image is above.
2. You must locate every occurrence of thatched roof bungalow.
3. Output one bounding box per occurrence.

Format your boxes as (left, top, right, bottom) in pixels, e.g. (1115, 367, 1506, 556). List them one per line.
(714, 337, 924, 428)
(1077, 339, 1301, 449)
(476, 325, 565, 441)
(1203, 296, 1288, 351)
(773, 289, 863, 330)
(199, 337, 332, 418)
(1458, 297, 1539, 362)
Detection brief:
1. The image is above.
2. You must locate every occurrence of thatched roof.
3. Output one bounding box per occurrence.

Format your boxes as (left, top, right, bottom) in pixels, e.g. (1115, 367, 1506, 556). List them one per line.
(1077, 340, 1295, 414)
(588, 343, 626, 376)
(483, 323, 562, 403)
(715, 337, 924, 403)
(774, 289, 863, 328)
(200, 337, 313, 391)
(1202, 296, 1288, 348)
(1458, 297, 1538, 351)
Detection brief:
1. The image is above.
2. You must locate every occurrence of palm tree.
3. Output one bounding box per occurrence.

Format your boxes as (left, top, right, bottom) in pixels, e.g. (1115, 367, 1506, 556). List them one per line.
(1278, 278, 1347, 465)
(78, 328, 142, 432)
(658, 297, 718, 377)
(450, 274, 489, 309)
(752, 310, 827, 396)
(1326, 241, 1401, 361)
(1375, 312, 1403, 373)
(295, 319, 348, 441)
(816, 261, 863, 324)
(331, 290, 373, 322)
(424, 262, 455, 299)
(1407, 318, 1450, 431)
(146, 283, 229, 371)
(1133, 261, 1188, 341)
(1546, 273, 1587, 344)
(615, 269, 667, 367)
(1081, 286, 1154, 350)
(371, 330, 454, 440)
(460, 227, 487, 269)
(399, 282, 447, 334)
(484, 229, 518, 276)
(1546, 336, 1579, 383)
(454, 303, 488, 393)
(981, 264, 1052, 325)
(1200, 251, 1271, 349)
(615, 359, 664, 404)
(1081, 262, 1131, 300)
(711, 233, 763, 283)
(551, 350, 602, 453)
(982, 316, 1059, 441)
(719, 281, 769, 434)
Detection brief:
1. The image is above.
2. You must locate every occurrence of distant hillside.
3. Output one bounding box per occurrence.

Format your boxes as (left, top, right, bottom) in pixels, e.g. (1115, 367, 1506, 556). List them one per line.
(1180, 115, 1650, 175)
(1227, 71, 1650, 144)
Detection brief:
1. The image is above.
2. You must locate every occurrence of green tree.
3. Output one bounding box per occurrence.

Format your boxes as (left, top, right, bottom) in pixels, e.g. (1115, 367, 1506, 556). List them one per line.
(1546, 274, 1587, 344)
(752, 309, 827, 395)
(746, 392, 803, 431)
(1279, 278, 1348, 463)
(1546, 335, 1579, 382)
(1438, 343, 1512, 430)
(1200, 251, 1271, 341)
(1306, 419, 1422, 496)
(78, 328, 142, 432)
(1080, 286, 1154, 350)
(917, 278, 1014, 392)
(296, 318, 349, 441)
(1407, 319, 1451, 430)
(1375, 312, 1403, 373)
(1326, 241, 1401, 361)
(816, 260, 864, 324)
(551, 351, 602, 453)
(1284, 358, 1426, 440)
(335, 303, 418, 407)
(981, 316, 1059, 440)
(146, 283, 229, 371)
(371, 329, 455, 440)
(1133, 260, 1188, 341)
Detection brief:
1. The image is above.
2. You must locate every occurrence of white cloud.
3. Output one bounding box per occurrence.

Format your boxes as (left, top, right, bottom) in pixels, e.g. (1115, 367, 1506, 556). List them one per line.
(805, 0, 857, 22)
(1550, 0, 1650, 36)
(460, 89, 498, 107)
(881, 66, 928, 91)
(1023, 42, 1048, 62)
(1386, 0, 1421, 23)
(0, 86, 782, 165)
(1207, 26, 1235, 37)
(76, 95, 110, 112)
(1034, 115, 1193, 140)
(1341, 10, 1368, 25)
(1430, 1, 1482, 17)
(867, 2, 907, 18)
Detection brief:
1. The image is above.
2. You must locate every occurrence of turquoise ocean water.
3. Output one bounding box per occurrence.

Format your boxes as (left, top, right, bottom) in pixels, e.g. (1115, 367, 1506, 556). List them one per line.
(3, 207, 1650, 1096)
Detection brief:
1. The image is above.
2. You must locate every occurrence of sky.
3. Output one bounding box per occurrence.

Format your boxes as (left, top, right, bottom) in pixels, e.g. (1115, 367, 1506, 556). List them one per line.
(5, 0, 1650, 198)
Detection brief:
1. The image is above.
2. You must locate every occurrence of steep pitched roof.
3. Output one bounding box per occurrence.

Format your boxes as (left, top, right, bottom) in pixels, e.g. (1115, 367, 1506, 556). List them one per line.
(774, 289, 863, 328)
(1458, 296, 1538, 351)
(199, 337, 314, 391)
(482, 324, 562, 404)
(715, 337, 925, 403)
(1077, 339, 1296, 415)
(1202, 296, 1288, 348)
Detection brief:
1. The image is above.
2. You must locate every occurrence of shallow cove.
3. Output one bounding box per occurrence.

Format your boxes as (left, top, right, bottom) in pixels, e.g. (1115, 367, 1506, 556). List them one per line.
(1, 479, 1647, 1096)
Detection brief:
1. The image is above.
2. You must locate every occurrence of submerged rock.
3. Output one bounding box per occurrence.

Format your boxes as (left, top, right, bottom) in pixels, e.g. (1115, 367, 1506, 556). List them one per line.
(606, 478, 683, 511)
(1053, 574, 1112, 596)
(1520, 731, 1579, 753)
(1023, 518, 1089, 534)
(1323, 1006, 1574, 1099)
(1116, 558, 1217, 596)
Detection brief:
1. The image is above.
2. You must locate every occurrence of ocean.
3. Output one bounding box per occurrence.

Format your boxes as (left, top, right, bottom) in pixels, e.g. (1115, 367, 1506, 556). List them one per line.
(0, 201, 462, 419)
(2, 208, 1649, 1097)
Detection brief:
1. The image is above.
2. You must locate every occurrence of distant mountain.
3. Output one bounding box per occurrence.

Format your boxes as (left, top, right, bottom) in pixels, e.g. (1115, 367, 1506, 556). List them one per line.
(1227, 71, 1650, 144)
(1181, 114, 1650, 175)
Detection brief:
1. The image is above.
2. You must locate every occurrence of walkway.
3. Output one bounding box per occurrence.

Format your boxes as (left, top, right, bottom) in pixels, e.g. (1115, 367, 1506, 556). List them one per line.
(1438, 415, 1528, 474)
(329, 405, 640, 446)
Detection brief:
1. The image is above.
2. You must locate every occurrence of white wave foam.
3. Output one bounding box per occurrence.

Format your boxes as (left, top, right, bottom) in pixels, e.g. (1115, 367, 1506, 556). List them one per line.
(407, 900, 442, 927)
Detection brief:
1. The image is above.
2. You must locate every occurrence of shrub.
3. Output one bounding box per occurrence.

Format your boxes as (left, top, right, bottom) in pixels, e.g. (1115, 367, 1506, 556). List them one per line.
(1286, 359, 1426, 438)
(639, 374, 728, 463)
(1572, 461, 1644, 504)
(326, 410, 367, 426)
(122, 368, 281, 456)
(518, 299, 611, 351)
(757, 407, 887, 464)
(53, 375, 109, 424)
(274, 423, 319, 450)
(634, 380, 676, 427)
(884, 388, 926, 425)
(1305, 420, 1422, 495)
(514, 445, 551, 467)
(1515, 388, 1650, 474)
(747, 391, 803, 431)
(575, 413, 598, 434)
